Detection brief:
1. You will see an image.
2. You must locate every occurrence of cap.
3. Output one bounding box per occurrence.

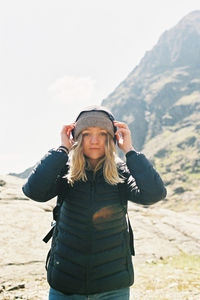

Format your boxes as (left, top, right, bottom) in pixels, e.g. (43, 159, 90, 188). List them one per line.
(73, 105, 116, 140)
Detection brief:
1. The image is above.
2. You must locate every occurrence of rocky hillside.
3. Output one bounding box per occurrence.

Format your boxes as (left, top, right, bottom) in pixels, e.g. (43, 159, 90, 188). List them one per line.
(102, 10, 200, 209)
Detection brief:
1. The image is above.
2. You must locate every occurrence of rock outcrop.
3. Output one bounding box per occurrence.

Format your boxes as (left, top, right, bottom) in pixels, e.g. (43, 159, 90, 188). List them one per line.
(102, 11, 200, 204)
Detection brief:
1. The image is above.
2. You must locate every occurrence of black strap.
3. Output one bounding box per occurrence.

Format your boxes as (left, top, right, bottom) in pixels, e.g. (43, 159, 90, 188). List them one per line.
(43, 196, 63, 243)
(45, 249, 51, 270)
(118, 182, 135, 256)
(127, 214, 135, 256)
(43, 225, 55, 243)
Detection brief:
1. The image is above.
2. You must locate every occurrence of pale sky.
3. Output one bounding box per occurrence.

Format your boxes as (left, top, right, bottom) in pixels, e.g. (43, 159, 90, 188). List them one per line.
(1, 0, 200, 174)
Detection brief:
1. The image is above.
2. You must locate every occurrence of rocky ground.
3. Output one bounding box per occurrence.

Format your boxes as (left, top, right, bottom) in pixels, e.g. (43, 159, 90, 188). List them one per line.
(0, 175, 200, 300)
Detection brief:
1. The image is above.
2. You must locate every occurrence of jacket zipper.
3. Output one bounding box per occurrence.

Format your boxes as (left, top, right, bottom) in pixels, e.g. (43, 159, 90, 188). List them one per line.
(86, 180, 95, 293)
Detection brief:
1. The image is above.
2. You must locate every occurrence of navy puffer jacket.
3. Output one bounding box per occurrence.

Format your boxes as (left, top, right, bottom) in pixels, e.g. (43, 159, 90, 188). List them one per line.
(22, 149, 166, 295)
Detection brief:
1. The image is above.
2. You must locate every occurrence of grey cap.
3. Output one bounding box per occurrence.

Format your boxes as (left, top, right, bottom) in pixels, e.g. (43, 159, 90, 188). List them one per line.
(74, 110, 115, 139)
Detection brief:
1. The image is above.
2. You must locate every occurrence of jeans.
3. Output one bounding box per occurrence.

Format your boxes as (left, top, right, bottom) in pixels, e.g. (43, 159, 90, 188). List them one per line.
(49, 287, 130, 300)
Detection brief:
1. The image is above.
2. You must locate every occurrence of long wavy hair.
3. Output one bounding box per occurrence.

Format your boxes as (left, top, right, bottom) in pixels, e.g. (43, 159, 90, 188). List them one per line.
(66, 133, 124, 185)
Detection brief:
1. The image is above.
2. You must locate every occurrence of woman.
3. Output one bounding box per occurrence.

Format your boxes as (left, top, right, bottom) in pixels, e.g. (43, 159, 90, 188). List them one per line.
(22, 105, 167, 300)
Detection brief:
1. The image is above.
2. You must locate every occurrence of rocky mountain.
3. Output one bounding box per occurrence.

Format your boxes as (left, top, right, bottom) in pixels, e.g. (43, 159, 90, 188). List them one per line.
(102, 10, 200, 208)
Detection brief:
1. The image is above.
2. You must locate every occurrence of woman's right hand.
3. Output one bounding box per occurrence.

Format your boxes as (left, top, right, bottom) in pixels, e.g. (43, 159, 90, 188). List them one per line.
(60, 123, 75, 150)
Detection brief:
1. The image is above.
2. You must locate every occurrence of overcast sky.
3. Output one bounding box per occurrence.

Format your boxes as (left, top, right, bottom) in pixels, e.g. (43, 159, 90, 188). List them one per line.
(1, 0, 200, 174)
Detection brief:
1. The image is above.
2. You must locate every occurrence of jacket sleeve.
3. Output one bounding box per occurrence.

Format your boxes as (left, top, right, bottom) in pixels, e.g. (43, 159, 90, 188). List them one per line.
(22, 148, 69, 202)
(123, 150, 167, 205)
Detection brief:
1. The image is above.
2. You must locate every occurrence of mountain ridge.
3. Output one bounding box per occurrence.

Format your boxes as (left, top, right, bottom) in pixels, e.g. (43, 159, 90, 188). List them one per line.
(102, 10, 200, 207)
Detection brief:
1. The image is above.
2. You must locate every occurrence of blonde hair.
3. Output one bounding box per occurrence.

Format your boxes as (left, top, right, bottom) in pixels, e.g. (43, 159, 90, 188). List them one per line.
(66, 133, 123, 185)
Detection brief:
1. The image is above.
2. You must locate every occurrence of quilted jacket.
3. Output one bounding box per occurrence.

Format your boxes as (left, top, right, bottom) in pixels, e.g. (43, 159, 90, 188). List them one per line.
(22, 149, 166, 295)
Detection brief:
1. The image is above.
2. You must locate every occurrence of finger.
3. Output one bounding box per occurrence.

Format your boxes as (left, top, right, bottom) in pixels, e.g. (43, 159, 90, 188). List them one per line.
(62, 123, 75, 129)
(61, 124, 75, 133)
(115, 133, 120, 141)
(67, 128, 71, 137)
(114, 121, 128, 129)
(115, 128, 130, 135)
(114, 120, 127, 126)
(67, 127, 74, 137)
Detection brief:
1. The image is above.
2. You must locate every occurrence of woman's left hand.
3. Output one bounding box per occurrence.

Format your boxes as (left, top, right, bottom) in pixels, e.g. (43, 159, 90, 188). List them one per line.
(114, 121, 135, 154)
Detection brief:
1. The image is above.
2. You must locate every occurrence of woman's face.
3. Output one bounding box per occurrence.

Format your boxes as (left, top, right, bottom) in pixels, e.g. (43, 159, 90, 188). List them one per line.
(82, 127, 107, 168)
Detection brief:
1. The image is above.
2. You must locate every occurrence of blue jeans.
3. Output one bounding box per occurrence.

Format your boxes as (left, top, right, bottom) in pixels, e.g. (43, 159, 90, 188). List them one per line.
(49, 287, 130, 300)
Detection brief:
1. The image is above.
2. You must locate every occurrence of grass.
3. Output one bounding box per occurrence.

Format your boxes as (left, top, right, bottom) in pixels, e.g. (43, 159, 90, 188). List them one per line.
(133, 253, 200, 299)
(151, 253, 200, 270)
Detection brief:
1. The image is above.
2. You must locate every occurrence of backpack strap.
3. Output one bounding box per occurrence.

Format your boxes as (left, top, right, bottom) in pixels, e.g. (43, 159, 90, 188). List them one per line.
(43, 223, 56, 243)
(43, 193, 64, 243)
(118, 182, 135, 256)
(43, 164, 69, 243)
(43, 173, 68, 244)
(127, 213, 135, 256)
